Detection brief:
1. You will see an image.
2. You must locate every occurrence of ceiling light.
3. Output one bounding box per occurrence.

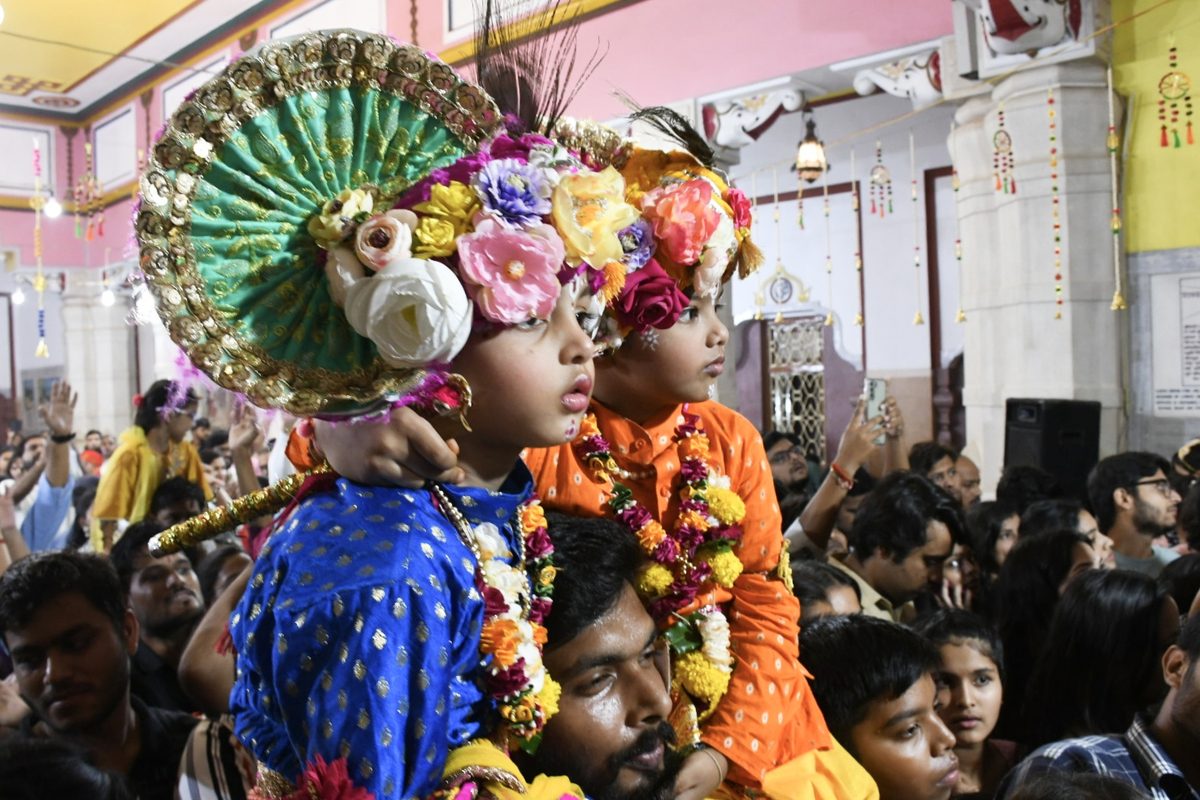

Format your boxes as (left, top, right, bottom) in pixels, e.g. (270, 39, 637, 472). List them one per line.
(12, 286, 25, 305)
(0, 5, 6, 27)
(795, 109, 828, 183)
(100, 288, 115, 306)
(43, 196, 62, 219)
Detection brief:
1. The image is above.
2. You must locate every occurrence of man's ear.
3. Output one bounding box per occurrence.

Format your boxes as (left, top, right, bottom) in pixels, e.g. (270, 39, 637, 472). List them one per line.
(1113, 486, 1135, 513)
(1161, 645, 1188, 691)
(122, 607, 139, 655)
(874, 546, 893, 564)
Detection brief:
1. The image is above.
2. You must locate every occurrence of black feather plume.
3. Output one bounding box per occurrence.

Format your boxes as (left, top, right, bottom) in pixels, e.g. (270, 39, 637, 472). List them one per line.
(473, 0, 607, 137)
(625, 104, 716, 168)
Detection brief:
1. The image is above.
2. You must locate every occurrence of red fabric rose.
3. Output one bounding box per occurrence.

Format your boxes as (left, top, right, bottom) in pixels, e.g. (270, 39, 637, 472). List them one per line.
(614, 260, 689, 332)
(726, 187, 752, 230)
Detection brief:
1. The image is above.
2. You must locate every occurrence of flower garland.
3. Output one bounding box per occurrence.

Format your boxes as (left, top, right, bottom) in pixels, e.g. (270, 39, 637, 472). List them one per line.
(432, 485, 559, 753)
(572, 408, 746, 717)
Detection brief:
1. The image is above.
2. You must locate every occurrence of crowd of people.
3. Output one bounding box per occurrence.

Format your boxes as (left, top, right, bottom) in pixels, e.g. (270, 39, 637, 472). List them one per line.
(0, 23, 1196, 800)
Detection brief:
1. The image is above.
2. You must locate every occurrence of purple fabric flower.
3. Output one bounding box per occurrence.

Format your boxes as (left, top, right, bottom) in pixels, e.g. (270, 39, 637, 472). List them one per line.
(473, 158, 552, 227)
(675, 524, 706, 553)
(691, 561, 713, 585)
(488, 659, 531, 697)
(618, 218, 656, 270)
(618, 505, 654, 531)
(652, 537, 679, 564)
(680, 460, 708, 484)
(714, 523, 742, 541)
(528, 598, 553, 625)
(483, 586, 509, 618)
(525, 526, 553, 560)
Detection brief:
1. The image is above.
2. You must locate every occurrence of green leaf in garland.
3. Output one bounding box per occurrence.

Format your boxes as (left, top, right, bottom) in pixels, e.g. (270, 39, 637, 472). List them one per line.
(663, 617, 703, 654)
(516, 730, 544, 755)
(609, 482, 634, 511)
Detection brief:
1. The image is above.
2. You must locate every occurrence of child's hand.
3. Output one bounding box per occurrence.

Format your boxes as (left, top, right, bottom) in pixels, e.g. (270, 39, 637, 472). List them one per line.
(313, 406, 464, 488)
(674, 747, 728, 800)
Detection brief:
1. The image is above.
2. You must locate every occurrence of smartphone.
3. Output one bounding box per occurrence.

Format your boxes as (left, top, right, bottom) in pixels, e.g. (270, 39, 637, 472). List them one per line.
(863, 378, 888, 445)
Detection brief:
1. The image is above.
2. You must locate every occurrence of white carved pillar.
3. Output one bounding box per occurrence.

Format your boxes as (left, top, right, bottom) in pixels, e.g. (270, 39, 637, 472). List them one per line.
(955, 60, 1123, 494)
(61, 283, 139, 438)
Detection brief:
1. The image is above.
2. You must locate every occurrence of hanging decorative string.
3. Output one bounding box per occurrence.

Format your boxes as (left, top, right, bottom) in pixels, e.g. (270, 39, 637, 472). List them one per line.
(74, 142, 104, 240)
(823, 165, 833, 327)
(851, 148, 864, 327)
(950, 124, 965, 323)
(869, 140, 892, 217)
(910, 132, 924, 326)
(797, 166, 805, 230)
(993, 102, 1016, 194)
(1049, 87, 1063, 319)
(773, 168, 785, 323)
(29, 139, 49, 358)
(1108, 64, 1127, 311)
(1157, 36, 1193, 147)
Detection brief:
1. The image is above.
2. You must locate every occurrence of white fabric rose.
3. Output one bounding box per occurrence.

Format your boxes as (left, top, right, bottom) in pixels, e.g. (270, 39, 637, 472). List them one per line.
(341, 257, 472, 368)
(473, 522, 511, 561)
(354, 210, 417, 271)
(325, 246, 366, 307)
(697, 608, 734, 671)
(695, 213, 736, 298)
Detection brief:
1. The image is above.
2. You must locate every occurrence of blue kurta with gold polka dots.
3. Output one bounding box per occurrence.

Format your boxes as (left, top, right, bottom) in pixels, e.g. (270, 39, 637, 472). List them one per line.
(229, 465, 533, 799)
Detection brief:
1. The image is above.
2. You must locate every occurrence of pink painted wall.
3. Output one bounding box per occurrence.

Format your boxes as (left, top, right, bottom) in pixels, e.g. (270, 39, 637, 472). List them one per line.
(424, 0, 954, 120)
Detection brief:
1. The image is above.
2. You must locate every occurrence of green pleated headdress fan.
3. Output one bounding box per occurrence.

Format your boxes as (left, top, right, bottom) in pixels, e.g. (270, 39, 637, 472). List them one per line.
(135, 31, 502, 417)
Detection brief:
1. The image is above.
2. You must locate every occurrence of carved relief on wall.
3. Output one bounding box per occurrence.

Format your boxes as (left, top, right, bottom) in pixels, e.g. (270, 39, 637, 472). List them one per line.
(701, 89, 804, 150)
(853, 51, 943, 110)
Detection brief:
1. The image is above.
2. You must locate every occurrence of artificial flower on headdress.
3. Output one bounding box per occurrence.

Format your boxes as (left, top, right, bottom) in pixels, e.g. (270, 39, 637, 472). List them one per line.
(307, 188, 376, 250)
(457, 220, 566, 325)
(472, 158, 554, 228)
(639, 180, 720, 266)
(550, 167, 639, 270)
(413, 182, 481, 258)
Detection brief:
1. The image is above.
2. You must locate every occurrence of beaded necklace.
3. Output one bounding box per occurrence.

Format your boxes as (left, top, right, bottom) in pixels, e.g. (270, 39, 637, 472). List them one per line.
(429, 483, 559, 752)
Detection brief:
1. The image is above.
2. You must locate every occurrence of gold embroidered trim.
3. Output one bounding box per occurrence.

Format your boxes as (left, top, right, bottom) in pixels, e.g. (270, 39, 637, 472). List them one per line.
(136, 31, 503, 416)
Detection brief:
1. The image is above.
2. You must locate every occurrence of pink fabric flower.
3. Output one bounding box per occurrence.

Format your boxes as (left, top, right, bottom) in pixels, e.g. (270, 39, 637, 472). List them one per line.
(289, 755, 374, 800)
(640, 180, 720, 265)
(618, 505, 654, 531)
(727, 187, 752, 231)
(456, 219, 565, 325)
(483, 586, 509, 618)
(525, 526, 553, 560)
(528, 598, 553, 625)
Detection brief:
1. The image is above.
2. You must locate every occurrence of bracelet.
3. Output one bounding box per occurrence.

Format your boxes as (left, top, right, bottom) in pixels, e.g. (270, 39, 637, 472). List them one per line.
(830, 462, 855, 491)
(50, 432, 75, 444)
(697, 746, 726, 784)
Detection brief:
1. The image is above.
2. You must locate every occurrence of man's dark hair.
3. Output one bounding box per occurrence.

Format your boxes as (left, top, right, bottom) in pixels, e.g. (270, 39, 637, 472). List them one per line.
(19, 433, 45, 457)
(1159, 554, 1200, 622)
(909, 441, 959, 477)
(0, 737, 132, 800)
(800, 615, 941, 750)
(1087, 452, 1172, 533)
(1024, 569, 1173, 747)
(1178, 611, 1200, 662)
(792, 560, 861, 608)
(542, 512, 645, 648)
(995, 465, 1063, 513)
(0, 551, 126, 640)
(109, 520, 168, 591)
(85, 429, 102, 439)
(912, 608, 1005, 682)
(1021, 498, 1084, 538)
(849, 472, 964, 563)
(150, 477, 206, 517)
(206, 429, 229, 449)
(762, 430, 801, 454)
(198, 448, 223, 466)
(193, 417, 210, 430)
(967, 500, 1022, 578)
(1007, 773, 1154, 800)
(134, 380, 198, 433)
(846, 466, 876, 499)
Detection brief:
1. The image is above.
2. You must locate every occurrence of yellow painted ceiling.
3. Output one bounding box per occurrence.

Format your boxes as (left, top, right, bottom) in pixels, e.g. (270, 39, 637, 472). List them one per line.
(0, 0, 199, 96)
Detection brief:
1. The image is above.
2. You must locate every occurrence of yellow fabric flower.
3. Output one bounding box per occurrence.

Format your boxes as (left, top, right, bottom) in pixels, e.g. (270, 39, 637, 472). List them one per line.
(538, 676, 562, 720)
(706, 487, 746, 526)
(415, 181, 481, 223)
(704, 549, 744, 588)
(677, 510, 710, 532)
(601, 261, 627, 304)
(579, 414, 601, 439)
(674, 651, 731, 707)
(638, 564, 674, 597)
(636, 520, 668, 552)
(537, 565, 558, 587)
(551, 167, 640, 268)
(679, 435, 710, 460)
(307, 188, 374, 249)
(521, 503, 547, 534)
(412, 217, 460, 258)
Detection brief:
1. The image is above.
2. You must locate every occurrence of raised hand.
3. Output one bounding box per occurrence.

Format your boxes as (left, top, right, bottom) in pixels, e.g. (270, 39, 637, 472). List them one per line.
(38, 380, 77, 438)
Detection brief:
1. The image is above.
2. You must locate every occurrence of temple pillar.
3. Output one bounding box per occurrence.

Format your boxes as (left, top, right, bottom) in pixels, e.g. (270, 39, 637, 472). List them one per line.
(60, 283, 139, 438)
(954, 60, 1123, 495)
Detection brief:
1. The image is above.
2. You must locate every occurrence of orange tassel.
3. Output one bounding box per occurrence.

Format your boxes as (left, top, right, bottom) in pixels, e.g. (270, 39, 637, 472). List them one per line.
(1162, 125, 1169, 147)
(1189, 122, 1195, 145)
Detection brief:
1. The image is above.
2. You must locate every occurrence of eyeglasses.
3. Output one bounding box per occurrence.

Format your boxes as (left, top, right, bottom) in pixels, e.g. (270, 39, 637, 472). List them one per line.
(1134, 478, 1176, 497)
(768, 445, 806, 465)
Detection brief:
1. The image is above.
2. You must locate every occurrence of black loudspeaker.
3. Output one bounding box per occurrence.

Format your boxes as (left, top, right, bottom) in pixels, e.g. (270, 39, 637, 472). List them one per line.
(1004, 398, 1102, 500)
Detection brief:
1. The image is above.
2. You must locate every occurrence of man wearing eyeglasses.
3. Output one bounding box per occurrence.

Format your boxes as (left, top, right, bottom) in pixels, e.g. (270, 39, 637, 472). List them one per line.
(1087, 452, 1183, 579)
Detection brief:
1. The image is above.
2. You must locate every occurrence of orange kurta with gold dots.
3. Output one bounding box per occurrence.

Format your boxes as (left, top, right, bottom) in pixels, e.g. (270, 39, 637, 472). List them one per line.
(524, 400, 833, 791)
